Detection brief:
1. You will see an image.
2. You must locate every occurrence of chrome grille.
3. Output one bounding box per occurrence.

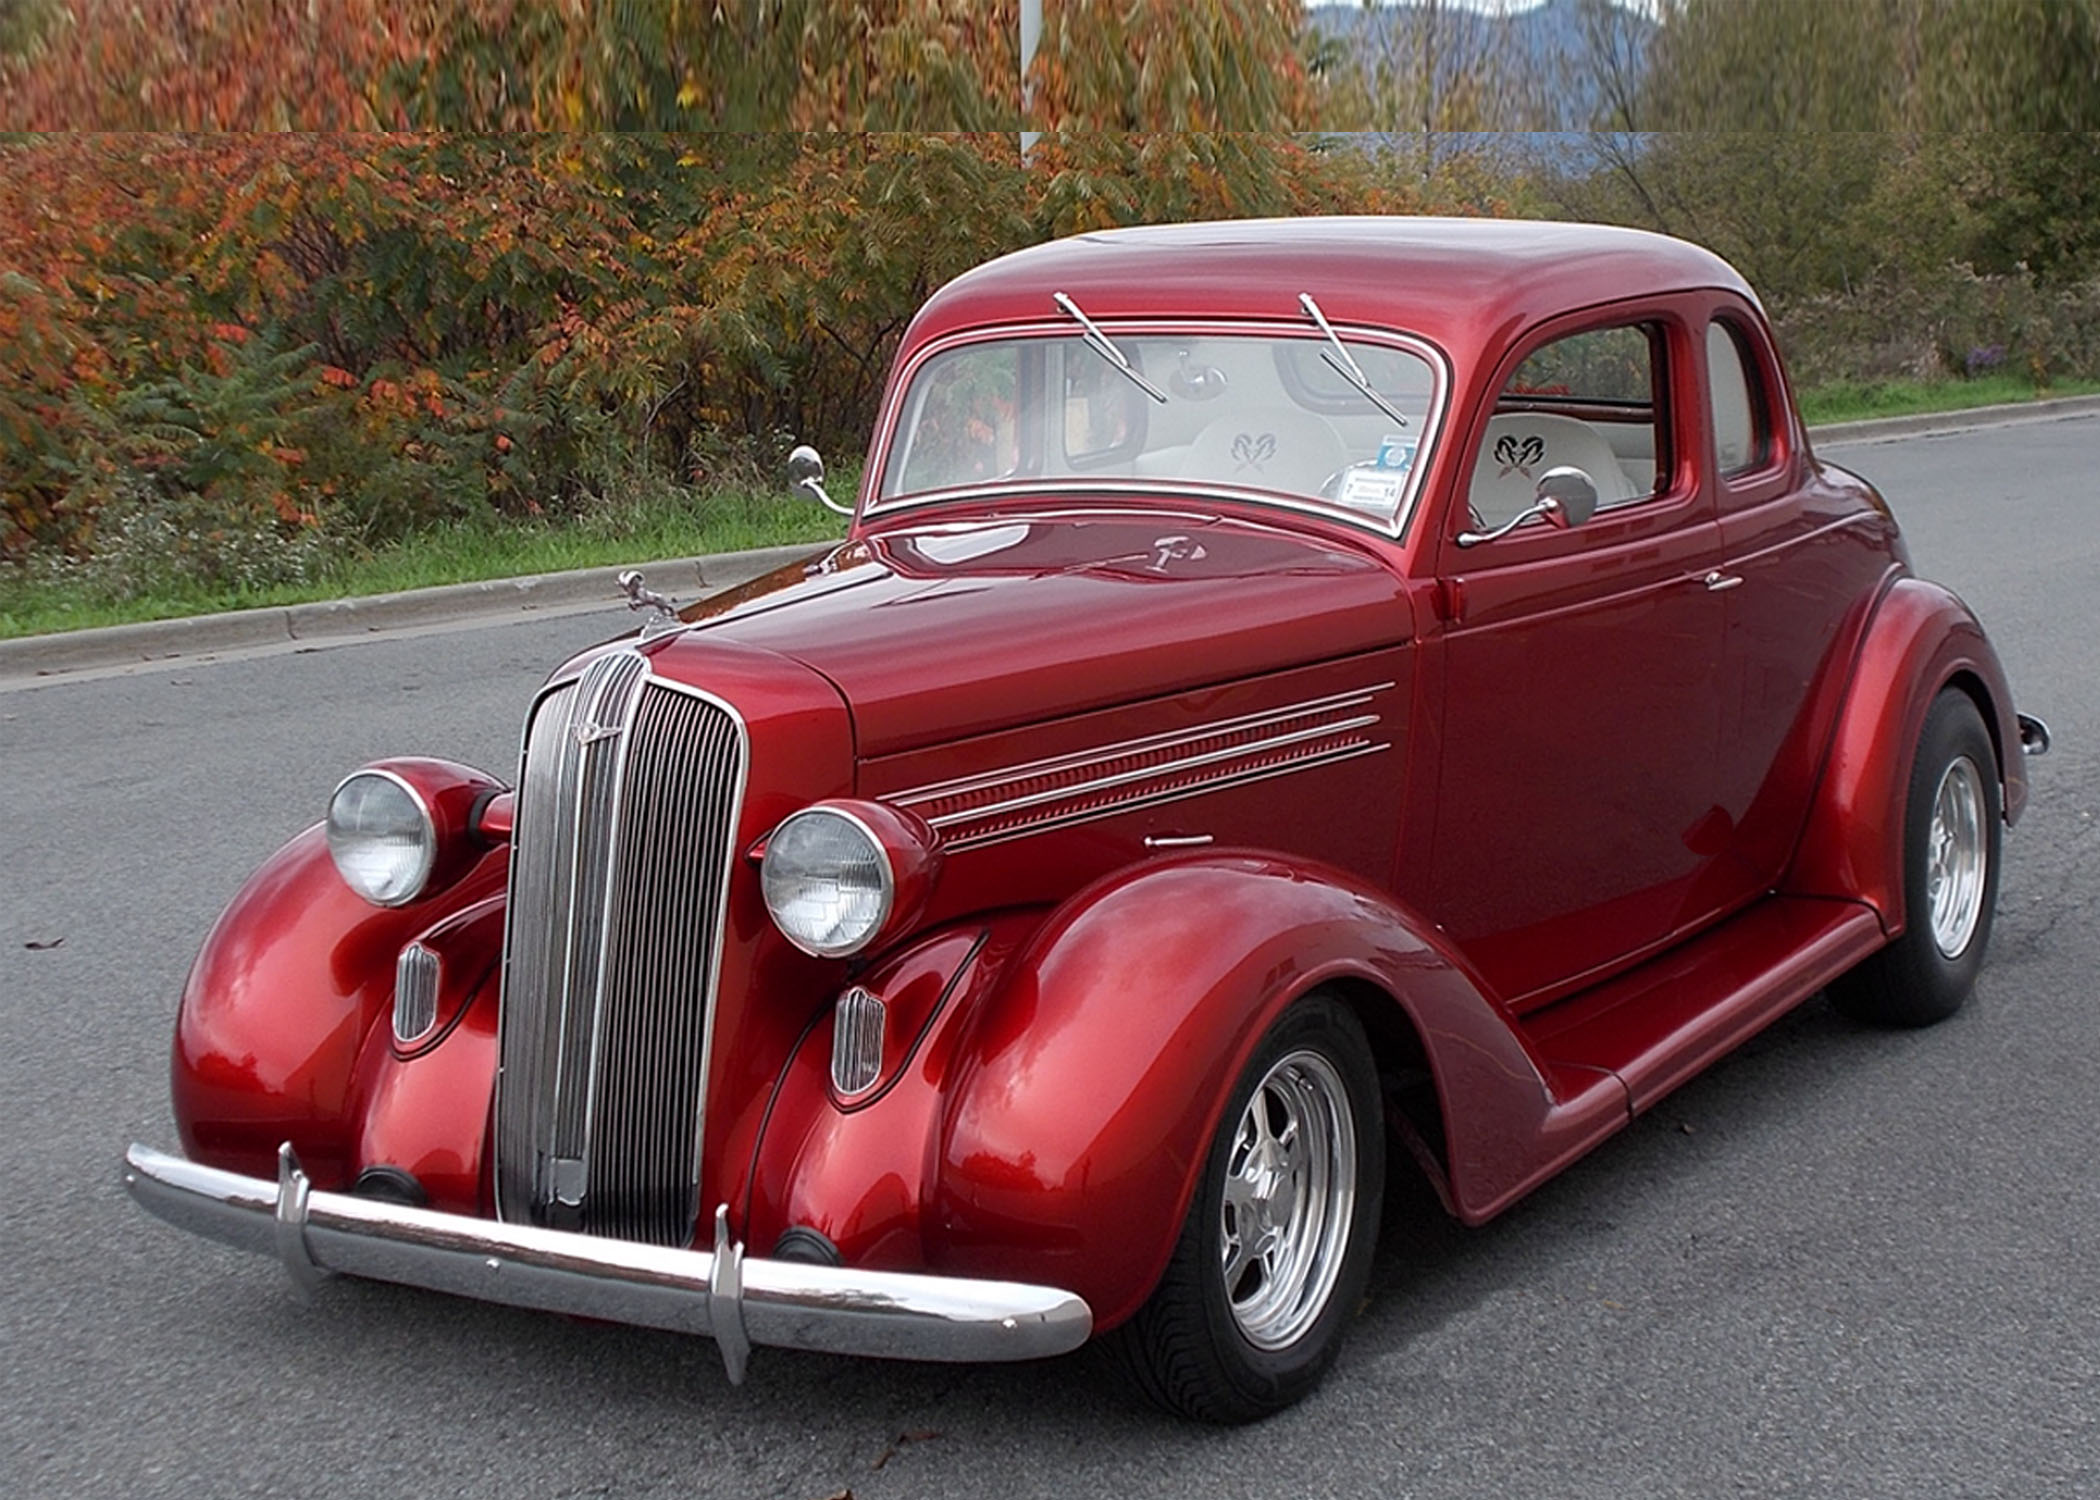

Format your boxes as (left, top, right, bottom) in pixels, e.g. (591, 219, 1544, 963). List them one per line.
(495, 654, 747, 1247)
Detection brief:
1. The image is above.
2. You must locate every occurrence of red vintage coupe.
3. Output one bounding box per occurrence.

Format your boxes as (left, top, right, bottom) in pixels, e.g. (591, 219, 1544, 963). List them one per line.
(126, 218, 2049, 1422)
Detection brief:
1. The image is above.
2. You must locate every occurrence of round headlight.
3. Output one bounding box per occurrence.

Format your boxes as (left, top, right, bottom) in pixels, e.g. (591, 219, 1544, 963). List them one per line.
(762, 807, 896, 958)
(326, 770, 437, 907)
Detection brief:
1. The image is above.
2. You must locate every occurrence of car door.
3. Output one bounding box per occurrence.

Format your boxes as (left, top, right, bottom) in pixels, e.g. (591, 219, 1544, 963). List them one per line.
(1418, 311, 1728, 1011)
(1703, 306, 1902, 906)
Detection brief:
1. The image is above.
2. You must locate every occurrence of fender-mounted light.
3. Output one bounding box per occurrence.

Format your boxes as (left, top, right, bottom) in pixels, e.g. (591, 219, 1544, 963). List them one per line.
(760, 801, 941, 959)
(326, 758, 505, 908)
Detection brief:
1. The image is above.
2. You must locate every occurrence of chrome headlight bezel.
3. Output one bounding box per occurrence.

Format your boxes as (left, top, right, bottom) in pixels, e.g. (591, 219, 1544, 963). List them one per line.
(761, 805, 899, 959)
(326, 768, 439, 908)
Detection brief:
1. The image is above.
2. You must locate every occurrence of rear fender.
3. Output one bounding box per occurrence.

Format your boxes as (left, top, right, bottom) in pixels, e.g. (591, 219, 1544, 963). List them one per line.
(751, 854, 1599, 1332)
(1783, 577, 2026, 929)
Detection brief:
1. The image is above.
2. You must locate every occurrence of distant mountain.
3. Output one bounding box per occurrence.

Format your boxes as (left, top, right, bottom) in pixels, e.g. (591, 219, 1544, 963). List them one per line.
(1305, 0, 1657, 130)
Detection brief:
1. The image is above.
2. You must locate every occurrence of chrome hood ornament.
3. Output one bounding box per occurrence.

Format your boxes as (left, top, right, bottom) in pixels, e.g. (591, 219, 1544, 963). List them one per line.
(617, 569, 681, 639)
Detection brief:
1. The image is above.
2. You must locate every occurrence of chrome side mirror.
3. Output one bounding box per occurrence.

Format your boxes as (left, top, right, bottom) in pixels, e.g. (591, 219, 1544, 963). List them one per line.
(787, 444, 852, 517)
(1456, 465, 1601, 548)
(1535, 465, 1599, 528)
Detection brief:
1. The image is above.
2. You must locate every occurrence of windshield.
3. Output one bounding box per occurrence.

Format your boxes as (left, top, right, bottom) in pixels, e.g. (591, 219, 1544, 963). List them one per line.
(874, 329, 1443, 531)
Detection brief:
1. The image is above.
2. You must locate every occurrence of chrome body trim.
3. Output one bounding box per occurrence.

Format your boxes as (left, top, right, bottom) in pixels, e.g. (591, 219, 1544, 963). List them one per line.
(392, 942, 440, 1048)
(2018, 712, 2051, 756)
(830, 987, 887, 1098)
(891, 684, 1394, 808)
(931, 745, 1391, 852)
(124, 1143, 1092, 1378)
(1144, 833, 1215, 851)
(496, 655, 750, 1248)
(887, 683, 1396, 851)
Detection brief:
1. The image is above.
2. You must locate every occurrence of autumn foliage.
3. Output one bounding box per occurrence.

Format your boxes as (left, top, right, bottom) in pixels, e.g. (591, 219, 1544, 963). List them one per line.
(0, 0, 1433, 587)
(0, 130, 1444, 580)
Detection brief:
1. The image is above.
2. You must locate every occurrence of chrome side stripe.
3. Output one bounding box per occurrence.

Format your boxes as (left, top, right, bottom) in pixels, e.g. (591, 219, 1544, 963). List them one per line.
(888, 682, 1395, 851)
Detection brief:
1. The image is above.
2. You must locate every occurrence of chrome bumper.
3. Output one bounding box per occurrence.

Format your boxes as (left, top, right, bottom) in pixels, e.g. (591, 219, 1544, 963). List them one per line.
(123, 1143, 1091, 1382)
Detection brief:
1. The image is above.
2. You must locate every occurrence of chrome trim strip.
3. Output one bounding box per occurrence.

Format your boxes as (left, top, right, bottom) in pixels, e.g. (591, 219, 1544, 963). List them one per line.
(392, 942, 440, 1048)
(125, 1143, 1092, 1375)
(1144, 833, 1215, 850)
(923, 712, 1382, 831)
(890, 683, 1396, 810)
(830, 987, 887, 1097)
(945, 740, 1391, 852)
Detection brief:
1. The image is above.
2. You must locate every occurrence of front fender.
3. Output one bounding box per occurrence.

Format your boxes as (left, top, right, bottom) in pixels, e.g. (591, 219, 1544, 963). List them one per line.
(1783, 576, 2027, 928)
(173, 824, 508, 1187)
(751, 854, 1593, 1333)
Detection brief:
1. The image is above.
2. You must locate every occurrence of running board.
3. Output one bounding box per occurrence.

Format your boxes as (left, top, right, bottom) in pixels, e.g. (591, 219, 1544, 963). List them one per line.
(1522, 895, 1887, 1114)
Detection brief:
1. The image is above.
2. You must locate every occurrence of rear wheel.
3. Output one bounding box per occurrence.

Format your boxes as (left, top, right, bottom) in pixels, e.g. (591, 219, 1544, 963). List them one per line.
(1832, 688, 2001, 1027)
(1116, 993, 1383, 1423)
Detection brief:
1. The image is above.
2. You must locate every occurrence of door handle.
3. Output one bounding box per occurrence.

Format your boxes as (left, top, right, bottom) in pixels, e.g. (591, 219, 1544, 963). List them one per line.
(1703, 571, 1744, 592)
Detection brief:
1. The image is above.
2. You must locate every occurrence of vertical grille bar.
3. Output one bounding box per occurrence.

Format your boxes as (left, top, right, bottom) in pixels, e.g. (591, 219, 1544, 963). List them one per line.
(586, 686, 745, 1244)
(495, 658, 746, 1247)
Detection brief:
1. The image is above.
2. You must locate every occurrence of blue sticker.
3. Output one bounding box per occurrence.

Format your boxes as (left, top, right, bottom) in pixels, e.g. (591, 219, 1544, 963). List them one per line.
(1376, 435, 1417, 471)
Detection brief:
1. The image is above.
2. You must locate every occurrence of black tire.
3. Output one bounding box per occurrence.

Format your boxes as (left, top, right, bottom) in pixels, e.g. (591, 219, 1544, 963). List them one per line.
(1831, 688, 2001, 1027)
(1114, 992, 1384, 1423)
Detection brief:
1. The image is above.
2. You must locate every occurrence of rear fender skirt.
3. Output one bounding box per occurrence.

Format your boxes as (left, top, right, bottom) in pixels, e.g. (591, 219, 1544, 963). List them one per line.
(173, 826, 509, 1187)
(749, 855, 1613, 1332)
(1783, 577, 2026, 930)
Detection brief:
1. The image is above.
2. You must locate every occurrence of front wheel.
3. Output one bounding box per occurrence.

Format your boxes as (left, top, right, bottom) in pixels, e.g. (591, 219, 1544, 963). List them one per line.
(1115, 993, 1384, 1423)
(1831, 688, 2002, 1027)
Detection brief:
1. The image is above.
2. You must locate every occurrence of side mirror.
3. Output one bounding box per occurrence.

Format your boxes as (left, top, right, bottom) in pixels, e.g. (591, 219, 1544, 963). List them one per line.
(1535, 465, 1599, 528)
(1456, 465, 1602, 548)
(787, 444, 852, 517)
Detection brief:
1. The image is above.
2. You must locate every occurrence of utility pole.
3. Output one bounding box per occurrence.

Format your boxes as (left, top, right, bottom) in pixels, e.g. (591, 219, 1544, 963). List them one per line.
(1021, 0, 1041, 160)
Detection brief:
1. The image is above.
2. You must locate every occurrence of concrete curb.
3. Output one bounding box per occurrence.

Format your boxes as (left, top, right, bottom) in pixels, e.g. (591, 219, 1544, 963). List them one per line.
(0, 543, 823, 683)
(8, 395, 2100, 684)
(1807, 393, 2100, 445)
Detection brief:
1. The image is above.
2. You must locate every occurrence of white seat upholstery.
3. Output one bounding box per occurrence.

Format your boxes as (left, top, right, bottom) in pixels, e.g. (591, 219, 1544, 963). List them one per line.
(1469, 413, 1641, 527)
(1185, 407, 1347, 499)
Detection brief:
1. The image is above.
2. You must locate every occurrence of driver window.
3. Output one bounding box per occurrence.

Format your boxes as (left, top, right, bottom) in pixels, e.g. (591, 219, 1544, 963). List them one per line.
(1471, 324, 1665, 529)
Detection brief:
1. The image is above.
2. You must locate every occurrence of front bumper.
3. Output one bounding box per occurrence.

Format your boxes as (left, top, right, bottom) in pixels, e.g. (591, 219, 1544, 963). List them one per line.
(123, 1143, 1091, 1382)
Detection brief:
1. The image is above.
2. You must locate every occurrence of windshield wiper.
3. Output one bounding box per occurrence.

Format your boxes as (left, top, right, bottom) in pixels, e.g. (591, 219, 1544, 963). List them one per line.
(1298, 292, 1408, 428)
(1053, 291, 1168, 404)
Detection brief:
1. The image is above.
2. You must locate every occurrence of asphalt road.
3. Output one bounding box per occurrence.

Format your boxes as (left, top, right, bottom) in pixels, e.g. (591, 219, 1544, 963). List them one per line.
(4, 415, 2095, 1499)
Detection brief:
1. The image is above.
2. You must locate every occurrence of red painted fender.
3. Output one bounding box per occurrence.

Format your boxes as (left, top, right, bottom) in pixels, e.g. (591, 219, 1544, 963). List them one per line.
(347, 892, 508, 1214)
(172, 824, 508, 1187)
(751, 853, 1624, 1332)
(1783, 577, 2027, 929)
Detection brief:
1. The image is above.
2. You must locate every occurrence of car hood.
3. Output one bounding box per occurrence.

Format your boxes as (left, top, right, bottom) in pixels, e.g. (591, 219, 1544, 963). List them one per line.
(668, 511, 1412, 756)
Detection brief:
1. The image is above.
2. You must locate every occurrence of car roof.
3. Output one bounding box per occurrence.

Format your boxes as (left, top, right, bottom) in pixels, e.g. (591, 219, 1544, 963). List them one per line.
(902, 216, 1757, 356)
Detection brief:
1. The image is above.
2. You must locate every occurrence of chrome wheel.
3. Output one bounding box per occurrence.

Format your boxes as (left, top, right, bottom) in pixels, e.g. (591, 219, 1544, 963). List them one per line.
(1926, 755, 1988, 959)
(1219, 1048, 1357, 1350)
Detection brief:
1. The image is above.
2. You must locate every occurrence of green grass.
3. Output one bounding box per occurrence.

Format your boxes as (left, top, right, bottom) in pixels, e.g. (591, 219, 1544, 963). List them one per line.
(7, 377, 2099, 641)
(0, 485, 848, 640)
(1794, 373, 2100, 426)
